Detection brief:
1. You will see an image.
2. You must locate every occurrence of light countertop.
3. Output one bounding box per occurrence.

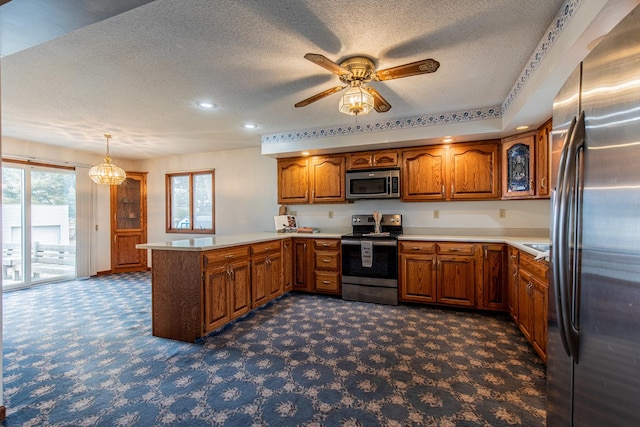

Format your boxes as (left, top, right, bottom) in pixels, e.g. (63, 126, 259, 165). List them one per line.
(137, 232, 550, 258)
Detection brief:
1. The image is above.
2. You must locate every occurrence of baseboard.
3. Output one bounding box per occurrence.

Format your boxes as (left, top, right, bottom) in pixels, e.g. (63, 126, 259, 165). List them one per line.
(96, 270, 112, 276)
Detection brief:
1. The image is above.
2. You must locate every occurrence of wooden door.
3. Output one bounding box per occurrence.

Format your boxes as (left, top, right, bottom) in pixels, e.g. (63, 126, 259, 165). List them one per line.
(277, 158, 309, 204)
(310, 155, 345, 203)
(507, 247, 519, 323)
(282, 238, 293, 293)
(267, 250, 282, 300)
(449, 142, 500, 200)
(401, 147, 447, 201)
(292, 239, 311, 291)
(399, 253, 437, 302)
(251, 254, 269, 307)
(203, 263, 230, 333)
(479, 244, 507, 311)
(372, 150, 399, 168)
(229, 259, 251, 319)
(111, 172, 147, 273)
(536, 120, 552, 198)
(437, 255, 476, 307)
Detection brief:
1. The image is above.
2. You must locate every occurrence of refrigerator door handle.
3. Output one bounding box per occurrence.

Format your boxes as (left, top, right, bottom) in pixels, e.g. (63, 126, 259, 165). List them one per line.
(558, 111, 585, 362)
(552, 115, 576, 358)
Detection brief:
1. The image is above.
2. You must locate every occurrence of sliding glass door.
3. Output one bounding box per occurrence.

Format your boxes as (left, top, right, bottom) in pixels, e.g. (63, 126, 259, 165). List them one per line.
(2, 163, 76, 290)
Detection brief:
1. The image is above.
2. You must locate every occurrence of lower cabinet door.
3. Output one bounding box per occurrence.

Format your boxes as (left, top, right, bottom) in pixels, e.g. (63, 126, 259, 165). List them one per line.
(437, 255, 476, 307)
(204, 264, 230, 333)
(399, 253, 437, 303)
(229, 260, 251, 319)
(251, 255, 269, 307)
(268, 251, 283, 300)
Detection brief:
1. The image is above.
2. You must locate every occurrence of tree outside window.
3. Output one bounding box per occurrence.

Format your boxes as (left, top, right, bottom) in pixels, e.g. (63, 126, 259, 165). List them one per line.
(166, 170, 214, 233)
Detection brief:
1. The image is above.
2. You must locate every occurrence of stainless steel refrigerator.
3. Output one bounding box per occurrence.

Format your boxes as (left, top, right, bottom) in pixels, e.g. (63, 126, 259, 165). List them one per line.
(547, 4, 640, 426)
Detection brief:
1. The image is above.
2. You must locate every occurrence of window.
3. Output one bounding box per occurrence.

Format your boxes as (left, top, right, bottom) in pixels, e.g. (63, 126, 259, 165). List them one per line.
(166, 170, 215, 233)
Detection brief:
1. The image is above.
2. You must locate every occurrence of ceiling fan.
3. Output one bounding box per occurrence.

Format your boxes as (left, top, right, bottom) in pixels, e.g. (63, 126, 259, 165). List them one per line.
(295, 53, 440, 116)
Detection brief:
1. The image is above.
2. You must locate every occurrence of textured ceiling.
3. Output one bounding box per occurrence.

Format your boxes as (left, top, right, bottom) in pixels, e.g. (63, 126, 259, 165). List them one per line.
(0, 0, 620, 160)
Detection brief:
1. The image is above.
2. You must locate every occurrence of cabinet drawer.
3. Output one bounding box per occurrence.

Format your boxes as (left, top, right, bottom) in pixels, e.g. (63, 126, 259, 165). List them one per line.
(399, 241, 436, 254)
(314, 239, 340, 250)
(437, 242, 475, 255)
(315, 271, 340, 292)
(519, 251, 549, 280)
(203, 245, 249, 266)
(314, 251, 340, 270)
(251, 240, 281, 256)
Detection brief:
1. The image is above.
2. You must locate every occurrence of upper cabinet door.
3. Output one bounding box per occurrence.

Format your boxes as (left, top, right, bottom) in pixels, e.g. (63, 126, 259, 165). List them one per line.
(502, 135, 535, 199)
(347, 149, 398, 170)
(277, 158, 310, 204)
(310, 155, 346, 203)
(449, 142, 500, 200)
(401, 147, 447, 201)
(536, 119, 552, 198)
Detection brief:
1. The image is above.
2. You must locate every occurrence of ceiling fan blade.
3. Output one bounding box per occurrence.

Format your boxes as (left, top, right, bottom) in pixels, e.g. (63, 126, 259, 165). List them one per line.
(295, 85, 347, 108)
(365, 87, 392, 113)
(304, 53, 350, 76)
(373, 58, 440, 81)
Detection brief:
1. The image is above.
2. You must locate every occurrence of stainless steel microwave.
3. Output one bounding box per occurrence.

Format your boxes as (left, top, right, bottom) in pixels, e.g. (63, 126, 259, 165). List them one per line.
(346, 169, 400, 199)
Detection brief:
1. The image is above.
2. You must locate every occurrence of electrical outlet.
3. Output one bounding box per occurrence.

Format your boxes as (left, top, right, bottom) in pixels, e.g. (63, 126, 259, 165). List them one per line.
(328, 210, 333, 219)
(289, 210, 297, 216)
(499, 209, 506, 218)
(433, 210, 439, 219)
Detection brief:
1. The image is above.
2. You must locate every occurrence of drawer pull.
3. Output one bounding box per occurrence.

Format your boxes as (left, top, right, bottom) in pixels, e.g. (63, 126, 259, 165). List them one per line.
(448, 248, 462, 252)
(322, 280, 331, 284)
(322, 243, 330, 247)
(322, 259, 331, 263)
(412, 247, 422, 250)
(225, 254, 234, 259)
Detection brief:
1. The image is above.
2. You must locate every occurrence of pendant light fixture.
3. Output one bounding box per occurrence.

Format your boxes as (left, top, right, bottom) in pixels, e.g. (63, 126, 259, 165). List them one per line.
(89, 134, 127, 185)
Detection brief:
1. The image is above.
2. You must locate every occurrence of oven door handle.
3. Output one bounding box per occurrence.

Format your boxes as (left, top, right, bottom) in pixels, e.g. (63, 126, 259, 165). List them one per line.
(341, 239, 398, 247)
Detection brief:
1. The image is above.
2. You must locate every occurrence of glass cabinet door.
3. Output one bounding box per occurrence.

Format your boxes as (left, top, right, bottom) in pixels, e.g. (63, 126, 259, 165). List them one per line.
(502, 135, 535, 198)
(110, 172, 147, 272)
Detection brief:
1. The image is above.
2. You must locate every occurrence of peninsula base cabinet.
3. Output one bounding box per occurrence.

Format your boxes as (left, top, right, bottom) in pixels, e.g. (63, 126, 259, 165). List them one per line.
(150, 240, 291, 343)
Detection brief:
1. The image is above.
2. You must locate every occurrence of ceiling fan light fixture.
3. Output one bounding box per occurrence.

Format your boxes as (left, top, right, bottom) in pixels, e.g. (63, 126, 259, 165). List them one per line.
(339, 82, 374, 116)
(89, 134, 127, 186)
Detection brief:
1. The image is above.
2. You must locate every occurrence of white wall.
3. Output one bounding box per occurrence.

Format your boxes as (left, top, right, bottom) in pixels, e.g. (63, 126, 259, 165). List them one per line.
(139, 146, 280, 245)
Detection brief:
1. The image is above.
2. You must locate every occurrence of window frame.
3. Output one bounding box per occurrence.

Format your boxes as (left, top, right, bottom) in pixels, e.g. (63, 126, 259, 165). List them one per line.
(165, 170, 215, 234)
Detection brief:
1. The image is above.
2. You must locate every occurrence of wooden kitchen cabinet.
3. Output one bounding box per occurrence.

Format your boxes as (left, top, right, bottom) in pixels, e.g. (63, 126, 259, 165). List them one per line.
(111, 172, 148, 273)
(501, 119, 551, 200)
(517, 250, 549, 362)
(449, 141, 500, 200)
(399, 241, 476, 307)
(278, 158, 310, 204)
(401, 147, 447, 201)
(347, 149, 399, 170)
(309, 155, 346, 203)
(251, 241, 282, 307)
(277, 155, 346, 204)
(312, 238, 341, 294)
(478, 244, 508, 311)
(401, 141, 500, 202)
(399, 241, 437, 303)
(507, 246, 520, 323)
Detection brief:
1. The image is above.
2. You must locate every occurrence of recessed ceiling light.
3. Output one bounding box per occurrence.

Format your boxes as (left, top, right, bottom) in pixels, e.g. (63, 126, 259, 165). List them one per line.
(516, 125, 529, 131)
(242, 123, 258, 129)
(196, 101, 216, 109)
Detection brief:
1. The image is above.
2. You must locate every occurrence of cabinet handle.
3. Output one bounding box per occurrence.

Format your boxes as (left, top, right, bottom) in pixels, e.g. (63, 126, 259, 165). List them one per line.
(225, 254, 233, 259)
(304, 243, 307, 250)
(529, 179, 534, 190)
(513, 269, 518, 278)
(322, 280, 331, 284)
(451, 183, 454, 194)
(322, 259, 331, 263)
(412, 247, 422, 250)
(510, 254, 517, 259)
(541, 177, 546, 190)
(441, 185, 445, 196)
(484, 248, 488, 259)
(322, 243, 330, 247)
(448, 248, 462, 252)
(431, 259, 436, 270)
(305, 190, 308, 198)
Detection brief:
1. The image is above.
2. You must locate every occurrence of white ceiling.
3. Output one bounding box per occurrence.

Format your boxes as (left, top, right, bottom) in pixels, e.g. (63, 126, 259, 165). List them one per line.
(0, 0, 637, 160)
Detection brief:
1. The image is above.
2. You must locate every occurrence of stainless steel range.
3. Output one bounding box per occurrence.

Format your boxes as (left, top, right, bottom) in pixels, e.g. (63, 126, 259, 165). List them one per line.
(341, 214, 402, 305)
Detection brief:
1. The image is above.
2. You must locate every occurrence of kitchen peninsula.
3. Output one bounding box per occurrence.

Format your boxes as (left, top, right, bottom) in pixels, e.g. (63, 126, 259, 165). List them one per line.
(138, 232, 549, 353)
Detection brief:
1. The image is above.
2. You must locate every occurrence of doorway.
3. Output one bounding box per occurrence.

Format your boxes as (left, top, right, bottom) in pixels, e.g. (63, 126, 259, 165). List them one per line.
(2, 163, 76, 290)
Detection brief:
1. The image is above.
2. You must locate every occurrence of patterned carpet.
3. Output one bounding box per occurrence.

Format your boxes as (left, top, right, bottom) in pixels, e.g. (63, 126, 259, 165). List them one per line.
(3, 272, 546, 426)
